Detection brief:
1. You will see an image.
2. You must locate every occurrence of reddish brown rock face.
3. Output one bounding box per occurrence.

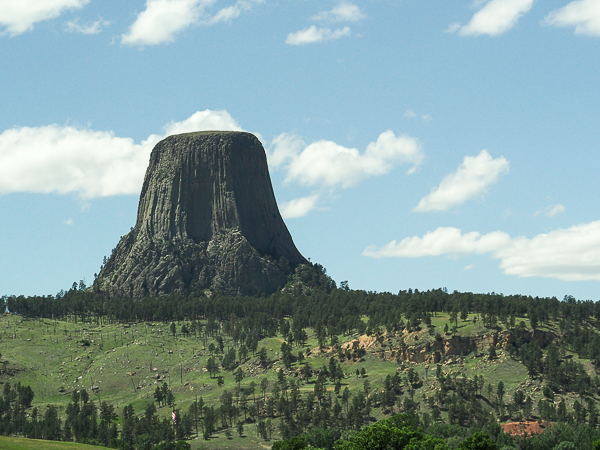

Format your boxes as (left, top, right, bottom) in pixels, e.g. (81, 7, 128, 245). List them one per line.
(96, 131, 306, 298)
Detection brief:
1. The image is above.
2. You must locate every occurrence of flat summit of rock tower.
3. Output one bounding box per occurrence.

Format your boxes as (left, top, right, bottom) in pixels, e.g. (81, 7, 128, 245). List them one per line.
(95, 131, 306, 297)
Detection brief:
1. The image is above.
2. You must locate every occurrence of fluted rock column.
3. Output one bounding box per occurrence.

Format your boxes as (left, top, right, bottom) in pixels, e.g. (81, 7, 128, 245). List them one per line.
(96, 131, 306, 298)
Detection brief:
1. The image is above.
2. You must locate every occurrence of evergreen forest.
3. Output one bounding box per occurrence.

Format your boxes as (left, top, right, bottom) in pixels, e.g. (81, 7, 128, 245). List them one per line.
(3, 263, 600, 449)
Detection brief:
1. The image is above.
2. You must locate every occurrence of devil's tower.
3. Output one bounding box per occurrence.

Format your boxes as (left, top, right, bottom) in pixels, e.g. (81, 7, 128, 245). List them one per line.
(95, 131, 306, 298)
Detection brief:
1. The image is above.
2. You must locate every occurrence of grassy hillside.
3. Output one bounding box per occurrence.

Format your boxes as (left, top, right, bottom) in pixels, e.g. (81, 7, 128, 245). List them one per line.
(1, 310, 599, 448)
(0, 435, 101, 449)
(1, 314, 368, 417)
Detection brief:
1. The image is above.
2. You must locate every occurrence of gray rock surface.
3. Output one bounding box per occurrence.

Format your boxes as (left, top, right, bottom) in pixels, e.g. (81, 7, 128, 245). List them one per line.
(95, 131, 306, 298)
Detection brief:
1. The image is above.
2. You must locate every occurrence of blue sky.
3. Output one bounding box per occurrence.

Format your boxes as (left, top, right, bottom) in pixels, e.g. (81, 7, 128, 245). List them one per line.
(1, 0, 600, 300)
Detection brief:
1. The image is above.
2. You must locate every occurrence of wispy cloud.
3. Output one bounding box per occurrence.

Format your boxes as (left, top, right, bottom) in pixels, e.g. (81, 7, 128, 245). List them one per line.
(0, 0, 89, 36)
(544, 0, 600, 37)
(364, 220, 600, 281)
(268, 130, 423, 188)
(445, 22, 461, 33)
(311, 2, 365, 23)
(286, 2, 362, 45)
(547, 204, 566, 217)
(404, 110, 432, 121)
(448, 0, 535, 37)
(414, 150, 509, 212)
(64, 17, 110, 34)
(63, 218, 74, 226)
(206, 0, 264, 25)
(503, 208, 514, 220)
(0, 110, 241, 198)
(286, 25, 351, 45)
(535, 203, 566, 218)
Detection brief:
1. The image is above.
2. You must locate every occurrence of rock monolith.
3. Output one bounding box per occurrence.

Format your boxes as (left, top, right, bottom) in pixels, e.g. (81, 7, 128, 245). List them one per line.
(95, 131, 306, 298)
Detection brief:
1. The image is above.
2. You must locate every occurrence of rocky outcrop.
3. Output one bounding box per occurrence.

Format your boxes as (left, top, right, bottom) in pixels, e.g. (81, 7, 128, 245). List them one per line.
(95, 131, 306, 298)
(386, 329, 557, 364)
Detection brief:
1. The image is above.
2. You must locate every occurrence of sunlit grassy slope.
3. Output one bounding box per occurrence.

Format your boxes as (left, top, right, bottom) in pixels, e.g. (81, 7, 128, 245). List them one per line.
(0, 312, 596, 449)
(0, 435, 101, 449)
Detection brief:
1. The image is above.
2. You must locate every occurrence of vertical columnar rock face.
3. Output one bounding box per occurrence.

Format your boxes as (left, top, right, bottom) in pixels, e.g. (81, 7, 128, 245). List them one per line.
(95, 131, 306, 298)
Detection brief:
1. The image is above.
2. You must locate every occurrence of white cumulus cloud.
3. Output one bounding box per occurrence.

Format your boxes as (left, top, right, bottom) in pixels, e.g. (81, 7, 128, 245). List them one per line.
(64, 17, 110, 34)
(0, 126, 149, 198)
(496, 221, 600, 280)
(280, 194, 320, 219)
(0, 0, 89, 36)
(452, 0, 535, 36)
(364, 227, 512, 258)
(268, 133, 306, 168)
(121, 0, 209, 46)
(162, 110, 242, 136)
(269, 130, 423, 188)
(544, 0, 600, 36)
(121, 0, 262, 46)
(414, 150, 509, 212)
(364, 220, 600, 281)
(312, 2, 365, 23)
(286, 25, 351, 45)
(0, 110, 241, 199)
